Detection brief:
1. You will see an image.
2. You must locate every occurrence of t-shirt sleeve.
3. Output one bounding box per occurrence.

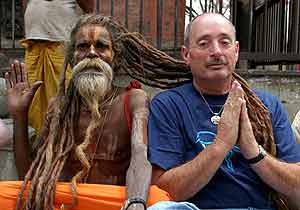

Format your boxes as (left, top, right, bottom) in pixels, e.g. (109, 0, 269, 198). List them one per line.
(148, 95, 185, 170)
(269, 95, 300, 163)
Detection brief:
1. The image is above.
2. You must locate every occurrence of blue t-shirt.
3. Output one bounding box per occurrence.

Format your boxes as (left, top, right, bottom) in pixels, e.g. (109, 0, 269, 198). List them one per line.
(148, 82, 300, 209)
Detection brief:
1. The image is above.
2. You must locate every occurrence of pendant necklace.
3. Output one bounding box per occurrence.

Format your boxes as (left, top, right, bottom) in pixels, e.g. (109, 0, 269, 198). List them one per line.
(199, 91, 224, 125)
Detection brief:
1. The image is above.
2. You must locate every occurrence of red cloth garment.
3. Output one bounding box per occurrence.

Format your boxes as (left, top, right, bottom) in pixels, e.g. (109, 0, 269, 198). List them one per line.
(124, 80, 142, 132)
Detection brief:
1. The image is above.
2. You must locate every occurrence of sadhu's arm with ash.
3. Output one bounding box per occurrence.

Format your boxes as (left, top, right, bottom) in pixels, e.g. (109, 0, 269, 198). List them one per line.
(125, 88, 152, 208)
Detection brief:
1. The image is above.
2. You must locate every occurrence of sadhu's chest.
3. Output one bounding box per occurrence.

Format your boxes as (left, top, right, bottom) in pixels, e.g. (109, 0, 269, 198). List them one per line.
(73, 108, 131, 161)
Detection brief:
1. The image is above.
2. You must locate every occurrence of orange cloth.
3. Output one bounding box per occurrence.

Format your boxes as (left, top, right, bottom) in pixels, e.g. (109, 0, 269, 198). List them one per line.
(0, 181, 171, 210)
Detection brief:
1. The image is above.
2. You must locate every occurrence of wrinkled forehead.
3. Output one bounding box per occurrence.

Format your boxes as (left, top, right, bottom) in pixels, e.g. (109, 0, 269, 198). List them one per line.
(75, 24, 112, 43)
(190, 13, 236, 41)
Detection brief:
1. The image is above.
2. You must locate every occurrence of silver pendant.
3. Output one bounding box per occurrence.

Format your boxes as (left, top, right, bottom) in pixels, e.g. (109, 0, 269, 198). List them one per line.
(211, 115, 220, 125)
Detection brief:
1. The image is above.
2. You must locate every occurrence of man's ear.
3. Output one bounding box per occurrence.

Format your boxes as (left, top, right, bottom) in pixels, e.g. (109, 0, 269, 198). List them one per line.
(181, 45, 190, 65)
(235, 41, 240, 62)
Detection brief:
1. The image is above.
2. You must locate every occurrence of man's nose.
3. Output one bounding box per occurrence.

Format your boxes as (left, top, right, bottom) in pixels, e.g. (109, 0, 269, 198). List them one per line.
(209, 42, 222, 57)
(87, 45, 99, 58)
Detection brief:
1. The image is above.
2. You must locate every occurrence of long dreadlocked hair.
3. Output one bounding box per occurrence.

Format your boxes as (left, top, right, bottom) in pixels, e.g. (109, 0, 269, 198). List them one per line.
(16, 14, 280, 210)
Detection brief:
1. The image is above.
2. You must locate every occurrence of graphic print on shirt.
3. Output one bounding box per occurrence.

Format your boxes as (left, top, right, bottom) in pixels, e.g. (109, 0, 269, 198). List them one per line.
(195, 131, 240, 171)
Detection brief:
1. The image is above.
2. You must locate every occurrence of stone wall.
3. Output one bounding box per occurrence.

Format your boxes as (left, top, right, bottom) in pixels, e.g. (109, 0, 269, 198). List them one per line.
(246, 76, 300, 122)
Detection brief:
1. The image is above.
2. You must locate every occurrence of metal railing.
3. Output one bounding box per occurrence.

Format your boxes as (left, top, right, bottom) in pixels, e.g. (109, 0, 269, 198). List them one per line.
(240, 0, 300, 67)
(0, 0, 24, 76)
(0, 0, 24, 48)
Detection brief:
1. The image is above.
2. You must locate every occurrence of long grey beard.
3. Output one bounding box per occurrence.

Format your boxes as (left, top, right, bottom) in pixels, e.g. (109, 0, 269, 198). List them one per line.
(71, 58, 114, 112)
(76, 72, 111, 105)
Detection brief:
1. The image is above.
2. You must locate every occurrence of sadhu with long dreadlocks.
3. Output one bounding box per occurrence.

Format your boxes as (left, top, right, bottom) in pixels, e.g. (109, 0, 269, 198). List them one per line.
(147, 13, 300, 210)
(3, 14, 192, 210)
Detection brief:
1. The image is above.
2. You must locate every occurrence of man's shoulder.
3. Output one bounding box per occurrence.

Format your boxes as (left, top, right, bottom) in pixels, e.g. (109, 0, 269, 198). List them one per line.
(253, 88, 288, 123)
(253, 88, 275, 98)
(126, 87, 148, 98)
(122, 87, 149, 105)
(153, 82, 193, 101)
(121, 87, 149, 113)
(253, 88, 280, 107)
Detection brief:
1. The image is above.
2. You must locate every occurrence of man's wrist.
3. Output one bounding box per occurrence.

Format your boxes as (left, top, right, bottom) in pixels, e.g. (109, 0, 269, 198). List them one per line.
(214, 136, 234, 152)
(245, 145, 267, 164)
(121, 197, 147, 210)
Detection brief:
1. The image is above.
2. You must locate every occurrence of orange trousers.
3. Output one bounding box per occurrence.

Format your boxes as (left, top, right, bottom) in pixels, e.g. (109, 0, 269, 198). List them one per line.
(0, 181, 171, 210)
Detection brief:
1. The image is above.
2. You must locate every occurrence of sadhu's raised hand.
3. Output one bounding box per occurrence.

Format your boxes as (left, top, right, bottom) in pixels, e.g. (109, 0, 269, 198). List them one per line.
(5, 60, 42, 118)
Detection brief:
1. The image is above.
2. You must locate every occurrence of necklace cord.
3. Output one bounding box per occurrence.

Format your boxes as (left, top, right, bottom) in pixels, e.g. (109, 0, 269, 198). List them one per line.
(198, 91, 224, 116)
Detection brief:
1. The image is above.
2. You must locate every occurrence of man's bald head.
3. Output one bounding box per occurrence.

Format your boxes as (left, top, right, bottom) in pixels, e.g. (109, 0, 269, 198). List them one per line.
(184, 13, 236, 47)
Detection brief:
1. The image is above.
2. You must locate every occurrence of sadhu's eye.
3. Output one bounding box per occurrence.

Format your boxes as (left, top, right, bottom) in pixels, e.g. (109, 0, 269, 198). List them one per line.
(95, 42, 108, 50)
(77, 43, 89, 50)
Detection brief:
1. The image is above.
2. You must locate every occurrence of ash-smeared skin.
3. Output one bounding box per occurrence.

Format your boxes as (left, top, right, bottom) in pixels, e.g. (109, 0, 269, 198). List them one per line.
(126, 92, 151, 210)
